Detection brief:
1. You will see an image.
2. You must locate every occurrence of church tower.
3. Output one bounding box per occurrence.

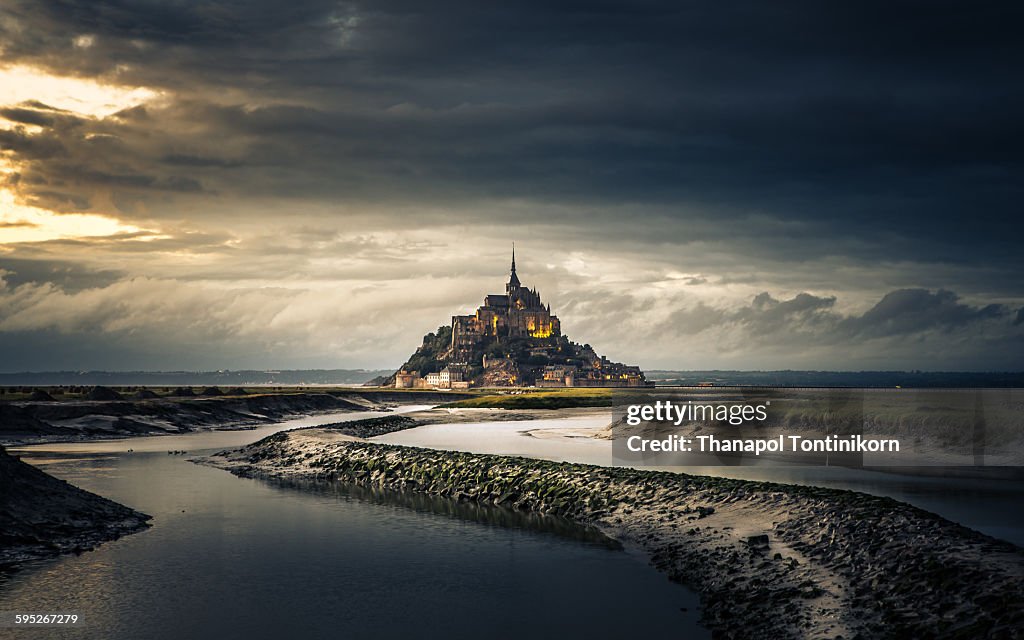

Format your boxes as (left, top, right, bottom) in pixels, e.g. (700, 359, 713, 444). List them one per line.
(506, 244, 521, 294)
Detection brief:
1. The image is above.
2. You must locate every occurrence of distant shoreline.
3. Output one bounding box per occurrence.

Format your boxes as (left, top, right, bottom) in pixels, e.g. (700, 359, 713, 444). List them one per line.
(0, 390, 468, 446)
(2, 369, 1022, 388)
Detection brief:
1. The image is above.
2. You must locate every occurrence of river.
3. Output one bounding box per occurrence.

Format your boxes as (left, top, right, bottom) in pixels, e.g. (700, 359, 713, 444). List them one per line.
(1, 408, 707, 640)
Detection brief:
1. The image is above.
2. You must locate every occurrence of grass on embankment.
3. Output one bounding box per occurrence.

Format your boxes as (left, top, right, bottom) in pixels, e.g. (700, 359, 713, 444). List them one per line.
(441, 388, 612, 409)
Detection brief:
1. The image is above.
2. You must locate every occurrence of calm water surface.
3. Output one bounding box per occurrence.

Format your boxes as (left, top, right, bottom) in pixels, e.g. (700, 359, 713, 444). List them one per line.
(2, 409, 707, 640)
(377, 412, 1024, 547)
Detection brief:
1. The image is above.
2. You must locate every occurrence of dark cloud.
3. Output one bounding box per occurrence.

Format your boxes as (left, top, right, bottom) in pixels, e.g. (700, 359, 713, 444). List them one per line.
(161, 154, 242, 168)
(0, 258, 124, 291)
(1, 1, 1020, 249)
(663, 288, 1015, 354)
(658, 303, 727, 336)
(0, 107, 61, 127)
(737, 292, 837, 336)
(839, 289, 1008, 338)
(659, 292, 838, 338)
(0, 127, 68, 160)
(1, 1, 1022, 370)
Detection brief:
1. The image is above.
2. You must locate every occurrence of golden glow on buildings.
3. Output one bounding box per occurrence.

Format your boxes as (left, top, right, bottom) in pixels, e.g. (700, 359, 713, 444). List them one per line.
(529, 325, 553, 338)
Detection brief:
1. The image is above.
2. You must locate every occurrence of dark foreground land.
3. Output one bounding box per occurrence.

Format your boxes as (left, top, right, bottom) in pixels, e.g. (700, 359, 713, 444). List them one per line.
(0, 446, 151, 570)
(204, 425, 1024, 640)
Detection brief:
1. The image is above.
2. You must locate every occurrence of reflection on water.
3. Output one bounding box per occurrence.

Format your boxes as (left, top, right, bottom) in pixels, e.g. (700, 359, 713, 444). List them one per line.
(274, 478, 623, 550)
(2, 428, 706, 640)
(377, 413, 1024, 547)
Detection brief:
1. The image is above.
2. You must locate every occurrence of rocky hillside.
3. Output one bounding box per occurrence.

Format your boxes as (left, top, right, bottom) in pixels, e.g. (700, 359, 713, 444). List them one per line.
(0, 446, 151, 570)
(388, 323, 642, 387)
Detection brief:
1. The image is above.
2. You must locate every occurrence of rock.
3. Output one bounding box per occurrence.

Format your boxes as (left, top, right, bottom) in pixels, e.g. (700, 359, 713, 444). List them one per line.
(85, 386, 124, 401)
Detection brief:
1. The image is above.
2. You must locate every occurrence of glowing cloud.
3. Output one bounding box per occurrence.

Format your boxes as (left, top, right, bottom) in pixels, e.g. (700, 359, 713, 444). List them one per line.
(0, 193, 144, 243)
(0, 66, 163, 243)
(0, 157, 145, 243)
(0, 64, 158, 117)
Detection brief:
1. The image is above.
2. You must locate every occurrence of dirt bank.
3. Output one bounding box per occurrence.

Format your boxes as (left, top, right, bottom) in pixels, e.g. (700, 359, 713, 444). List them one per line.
(0, 390, 469, 445)
(0, 446, 151, 570)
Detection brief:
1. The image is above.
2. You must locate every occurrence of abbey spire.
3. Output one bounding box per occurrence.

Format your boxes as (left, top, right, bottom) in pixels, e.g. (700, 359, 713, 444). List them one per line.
(507, 244, 521, 291)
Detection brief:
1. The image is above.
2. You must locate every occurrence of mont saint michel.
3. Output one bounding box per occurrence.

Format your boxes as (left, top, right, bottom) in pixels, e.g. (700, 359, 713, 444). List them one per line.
(390, 250, 650, 389)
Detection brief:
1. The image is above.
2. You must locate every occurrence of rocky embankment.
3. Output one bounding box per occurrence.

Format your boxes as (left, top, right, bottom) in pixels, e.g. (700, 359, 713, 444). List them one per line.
(0, 446, 151, 570)
(204, 430, 1024, 639)
(0, 390, 466, 445)
(316, 415, 420, 438)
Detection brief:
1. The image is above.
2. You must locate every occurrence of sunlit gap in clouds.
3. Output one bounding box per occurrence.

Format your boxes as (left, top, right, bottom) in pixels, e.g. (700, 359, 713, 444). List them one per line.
(0, 186, 145, 243)
(0, 64, 164, 244)
(0, 64, 159, 117)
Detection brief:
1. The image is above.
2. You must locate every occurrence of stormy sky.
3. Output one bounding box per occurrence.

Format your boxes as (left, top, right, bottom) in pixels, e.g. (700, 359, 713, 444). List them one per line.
(0, 0, 1022, 371)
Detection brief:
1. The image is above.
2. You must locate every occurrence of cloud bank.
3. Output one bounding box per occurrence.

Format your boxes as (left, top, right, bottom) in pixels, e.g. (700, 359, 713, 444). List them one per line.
(0, 1, 1021, 370)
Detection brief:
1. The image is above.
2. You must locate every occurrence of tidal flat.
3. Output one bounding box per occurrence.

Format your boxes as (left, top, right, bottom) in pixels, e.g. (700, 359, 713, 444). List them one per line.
(202, 426, 1024, 639)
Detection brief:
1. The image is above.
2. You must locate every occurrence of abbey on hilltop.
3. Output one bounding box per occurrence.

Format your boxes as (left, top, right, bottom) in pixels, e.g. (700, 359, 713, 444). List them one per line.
(450, 247, 561, 361)
(392, 248, 649, 389)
